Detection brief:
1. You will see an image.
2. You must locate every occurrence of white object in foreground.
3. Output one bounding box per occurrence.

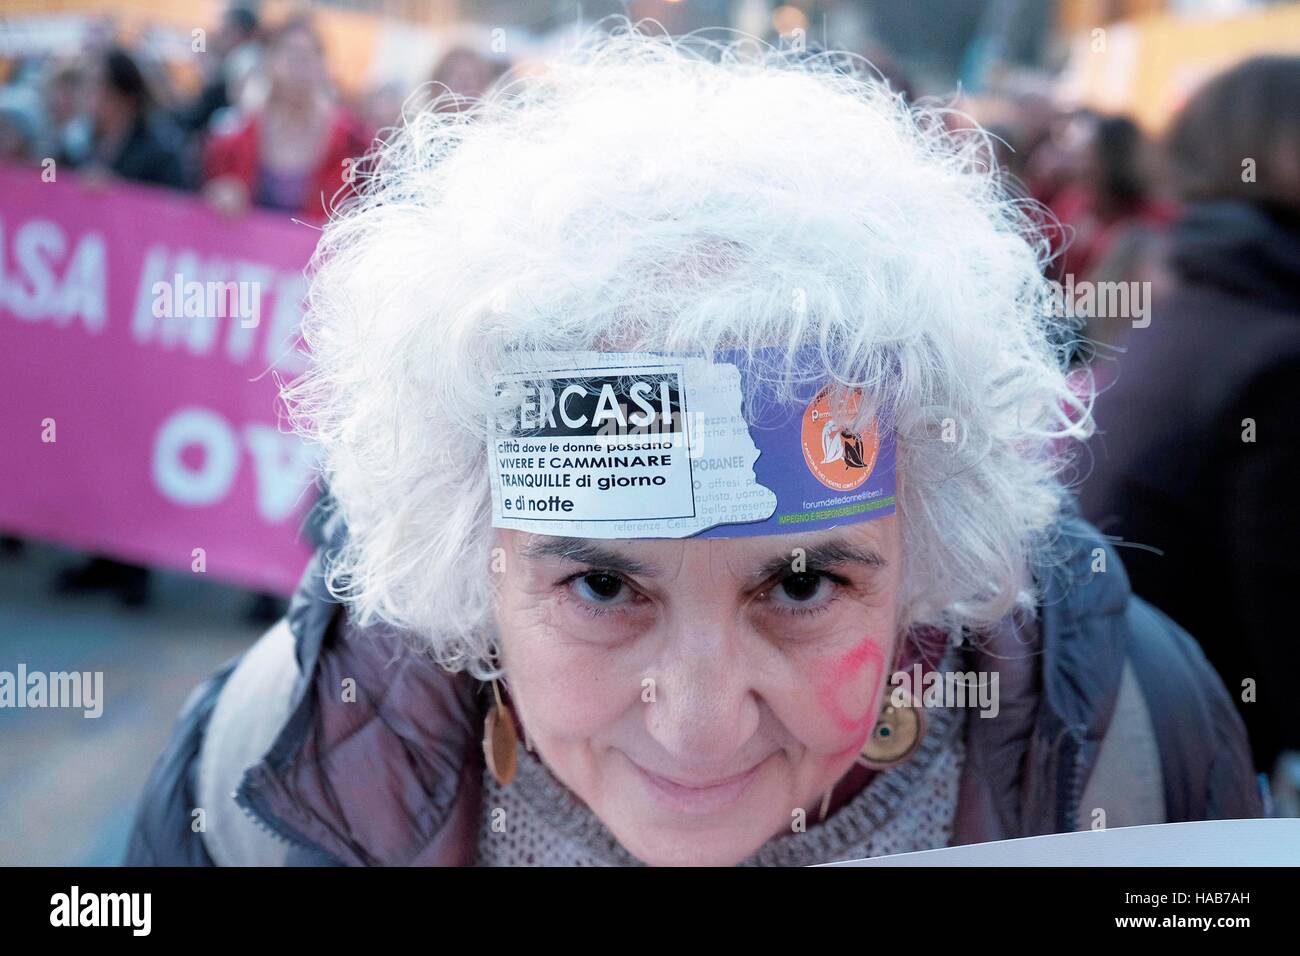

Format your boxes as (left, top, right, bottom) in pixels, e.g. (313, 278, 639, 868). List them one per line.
(819, 818, 1300, 866)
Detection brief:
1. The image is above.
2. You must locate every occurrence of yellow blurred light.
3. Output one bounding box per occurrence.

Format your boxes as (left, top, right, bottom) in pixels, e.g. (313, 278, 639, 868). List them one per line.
(772, 5, 809, 36)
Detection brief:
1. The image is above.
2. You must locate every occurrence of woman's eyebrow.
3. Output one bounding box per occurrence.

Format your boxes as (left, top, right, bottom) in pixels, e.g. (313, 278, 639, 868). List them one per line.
(516, 537, 658, 576)
(751, 539, 887, 581)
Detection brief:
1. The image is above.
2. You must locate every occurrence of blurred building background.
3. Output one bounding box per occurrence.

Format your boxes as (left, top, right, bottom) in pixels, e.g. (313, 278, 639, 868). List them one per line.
(2, 0, 1298, 864)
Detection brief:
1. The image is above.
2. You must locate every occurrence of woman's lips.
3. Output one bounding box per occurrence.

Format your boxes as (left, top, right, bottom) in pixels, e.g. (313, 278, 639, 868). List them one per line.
(629, 756, 766, 815)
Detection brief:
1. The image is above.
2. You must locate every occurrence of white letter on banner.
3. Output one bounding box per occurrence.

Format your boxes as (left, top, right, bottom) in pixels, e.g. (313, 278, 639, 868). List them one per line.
(152, 407, 239, 506)
(242, 423, 317, 522)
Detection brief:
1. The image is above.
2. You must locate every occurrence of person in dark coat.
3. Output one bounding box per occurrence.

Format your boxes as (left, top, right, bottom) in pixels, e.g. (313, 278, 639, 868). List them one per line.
(64, 46, 188, 190)
(124, 30, 1264, 867)
(123, 513, 1263, 866)
(1078, 56, 1300, 774)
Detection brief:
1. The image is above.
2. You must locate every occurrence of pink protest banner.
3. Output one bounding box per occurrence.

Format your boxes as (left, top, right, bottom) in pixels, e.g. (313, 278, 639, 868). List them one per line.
(0, 163, 321, 595)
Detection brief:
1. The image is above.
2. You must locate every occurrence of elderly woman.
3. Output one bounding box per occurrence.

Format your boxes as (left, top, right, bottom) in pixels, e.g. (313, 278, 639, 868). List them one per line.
(125, 32, 1260, 867)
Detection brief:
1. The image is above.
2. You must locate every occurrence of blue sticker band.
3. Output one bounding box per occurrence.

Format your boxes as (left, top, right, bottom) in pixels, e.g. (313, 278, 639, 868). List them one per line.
(487, 346, 897, 539)
(691, 348, 896, 538)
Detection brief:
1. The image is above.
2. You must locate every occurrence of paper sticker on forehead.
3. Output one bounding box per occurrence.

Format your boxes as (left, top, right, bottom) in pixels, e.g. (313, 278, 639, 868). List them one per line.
(486, 345, 897, 539)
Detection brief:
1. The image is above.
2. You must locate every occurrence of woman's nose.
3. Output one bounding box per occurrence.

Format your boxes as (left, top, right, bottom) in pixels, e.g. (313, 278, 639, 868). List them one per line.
(642, 622, 760, 770)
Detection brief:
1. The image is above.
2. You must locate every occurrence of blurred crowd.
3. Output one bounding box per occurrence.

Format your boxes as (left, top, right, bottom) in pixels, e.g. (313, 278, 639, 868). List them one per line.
(1, 5, 1297, 786)
(0, 5, 507, 219)
(977, 55, 1300, 784)
(0, 6, 508, 624)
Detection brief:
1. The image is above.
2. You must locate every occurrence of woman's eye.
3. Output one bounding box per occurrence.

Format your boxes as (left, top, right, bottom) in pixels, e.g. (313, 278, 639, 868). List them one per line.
(766, 571, 839, 612)
(572, 572, 629, 605)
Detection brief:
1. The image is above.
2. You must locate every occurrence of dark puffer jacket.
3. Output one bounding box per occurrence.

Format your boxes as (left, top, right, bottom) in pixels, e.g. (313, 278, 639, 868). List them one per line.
(123, 516, 1263, 866)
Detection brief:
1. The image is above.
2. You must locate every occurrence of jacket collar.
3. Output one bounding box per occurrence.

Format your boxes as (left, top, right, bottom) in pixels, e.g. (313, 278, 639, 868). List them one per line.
(235, 547, 486, 866)
(1019, 517, 1130, 834)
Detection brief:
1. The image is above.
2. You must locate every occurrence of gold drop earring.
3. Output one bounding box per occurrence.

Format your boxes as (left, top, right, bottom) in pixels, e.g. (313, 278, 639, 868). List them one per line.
(482, 678, 519, 786)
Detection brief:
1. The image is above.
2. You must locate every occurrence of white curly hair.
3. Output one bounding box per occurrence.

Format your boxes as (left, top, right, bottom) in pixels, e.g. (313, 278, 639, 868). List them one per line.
(285, 22, 1091, 679)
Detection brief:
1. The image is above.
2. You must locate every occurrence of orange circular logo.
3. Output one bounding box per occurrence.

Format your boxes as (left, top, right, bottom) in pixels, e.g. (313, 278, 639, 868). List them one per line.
(800, 386, 879, 491)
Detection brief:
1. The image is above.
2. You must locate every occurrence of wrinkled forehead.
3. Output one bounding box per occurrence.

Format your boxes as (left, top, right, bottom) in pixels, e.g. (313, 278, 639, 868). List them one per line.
(502, 520, 897, 579)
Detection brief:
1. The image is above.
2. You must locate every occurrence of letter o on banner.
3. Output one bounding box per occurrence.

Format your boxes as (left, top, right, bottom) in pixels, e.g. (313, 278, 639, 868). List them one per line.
(153, 407, 239, 506)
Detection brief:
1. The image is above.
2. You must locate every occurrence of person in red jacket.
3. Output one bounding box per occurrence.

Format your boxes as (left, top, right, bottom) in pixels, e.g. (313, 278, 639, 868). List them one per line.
(202, 13, 365, 223)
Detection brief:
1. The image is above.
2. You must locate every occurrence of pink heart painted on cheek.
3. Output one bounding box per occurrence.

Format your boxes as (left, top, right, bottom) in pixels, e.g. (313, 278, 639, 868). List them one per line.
(814, 637, 885, 737)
